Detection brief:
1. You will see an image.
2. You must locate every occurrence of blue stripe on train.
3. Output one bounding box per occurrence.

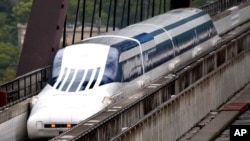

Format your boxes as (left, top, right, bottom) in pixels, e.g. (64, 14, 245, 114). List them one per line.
(150, 11, 206, 36)
(112, 11, 206, 51)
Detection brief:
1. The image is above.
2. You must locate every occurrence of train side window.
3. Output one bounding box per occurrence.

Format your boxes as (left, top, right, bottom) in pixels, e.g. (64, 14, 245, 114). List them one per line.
(100, 48, 120, 85)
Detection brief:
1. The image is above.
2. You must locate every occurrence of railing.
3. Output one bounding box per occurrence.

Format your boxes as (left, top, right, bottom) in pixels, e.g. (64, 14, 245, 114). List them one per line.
(201, 0, 248, 16)
(63, 0, 248, 46)
(62, 0, 170, 46)
(0, 66, 51, 110)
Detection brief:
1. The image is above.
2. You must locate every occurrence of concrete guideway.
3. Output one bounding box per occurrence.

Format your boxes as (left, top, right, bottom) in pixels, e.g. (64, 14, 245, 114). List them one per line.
(0, 98, 30, 141)
(182, 84, 250, 141)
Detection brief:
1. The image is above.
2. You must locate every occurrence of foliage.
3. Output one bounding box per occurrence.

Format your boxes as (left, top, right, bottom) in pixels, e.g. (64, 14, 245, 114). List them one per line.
(0, 42, 19, 83)
(0, 0, 13, 13)
(67, 0, 91, 24)
(193, 0, 209, 7)
(0, 24, 18, 45)
(0, 12, 7, 25)
(0, 68, 16, 84)
(0, 0, 21, 84)
(12, 0, 32, 24)
(0, 8, 18, 45)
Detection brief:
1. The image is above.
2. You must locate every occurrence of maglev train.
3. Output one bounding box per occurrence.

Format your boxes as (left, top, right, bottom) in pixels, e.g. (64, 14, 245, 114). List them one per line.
(27, 8, 220, 139)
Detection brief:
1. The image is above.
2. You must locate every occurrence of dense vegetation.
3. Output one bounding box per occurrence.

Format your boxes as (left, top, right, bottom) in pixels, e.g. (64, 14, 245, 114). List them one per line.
(0, 0, 208, 85)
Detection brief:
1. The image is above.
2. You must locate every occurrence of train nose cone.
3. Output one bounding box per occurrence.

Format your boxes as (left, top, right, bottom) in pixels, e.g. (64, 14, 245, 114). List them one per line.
(27, 107, 80, 139)
(27, 94, 106, 139)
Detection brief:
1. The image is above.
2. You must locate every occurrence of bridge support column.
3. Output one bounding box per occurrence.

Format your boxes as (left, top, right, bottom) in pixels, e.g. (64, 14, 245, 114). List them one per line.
(17, 0, 69, 76)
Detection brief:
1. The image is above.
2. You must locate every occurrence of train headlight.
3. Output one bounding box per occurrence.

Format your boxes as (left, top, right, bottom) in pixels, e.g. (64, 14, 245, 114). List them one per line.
(102, 96, 112, 106)
(30, 96, 38, 109)
(66, 123, 72, 128)
(51, 123, 56, 128)
(43, 123, 76, 128)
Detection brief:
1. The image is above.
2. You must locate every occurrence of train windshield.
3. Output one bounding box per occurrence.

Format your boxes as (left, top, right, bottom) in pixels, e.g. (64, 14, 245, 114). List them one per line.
(50, 65, 103, 92)
(50, 67, 102, 92)
(49, 46, 120, 92)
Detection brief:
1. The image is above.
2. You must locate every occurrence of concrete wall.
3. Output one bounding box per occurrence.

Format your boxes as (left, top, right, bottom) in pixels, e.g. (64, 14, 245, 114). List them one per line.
(0, 99, 30, 141)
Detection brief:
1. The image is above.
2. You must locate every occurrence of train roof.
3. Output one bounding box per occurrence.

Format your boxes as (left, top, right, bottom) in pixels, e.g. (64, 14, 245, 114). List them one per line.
(80, 8, 206, 46)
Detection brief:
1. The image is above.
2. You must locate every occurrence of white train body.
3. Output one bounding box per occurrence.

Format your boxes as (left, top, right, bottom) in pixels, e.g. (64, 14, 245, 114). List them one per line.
(214, 5, 250, 35)
(27, 8, 220, 139)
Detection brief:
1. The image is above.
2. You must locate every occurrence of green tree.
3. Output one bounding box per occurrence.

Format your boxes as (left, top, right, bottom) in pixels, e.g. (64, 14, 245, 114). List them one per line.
(0, 12, 7, 25)
(0, 42, 19, 83)
(12, 0, 32, 24)
(67, 0, 104, 25)
(0, 1, 18, 45)
(0, 25, 17, 45)
(193, 0, 208, 7)
(0, 0, 13, 12)
(1, 68, 16, 83)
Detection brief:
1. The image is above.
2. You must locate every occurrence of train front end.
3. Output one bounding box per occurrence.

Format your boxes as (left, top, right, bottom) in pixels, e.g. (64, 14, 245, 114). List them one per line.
(27, 43, 119, 139)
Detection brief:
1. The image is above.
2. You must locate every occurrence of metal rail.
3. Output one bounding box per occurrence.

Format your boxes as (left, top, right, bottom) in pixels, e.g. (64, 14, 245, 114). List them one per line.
(63, 0, 248, 46)
(201, 0, 248, 16)
(0, 66, 51, 111)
